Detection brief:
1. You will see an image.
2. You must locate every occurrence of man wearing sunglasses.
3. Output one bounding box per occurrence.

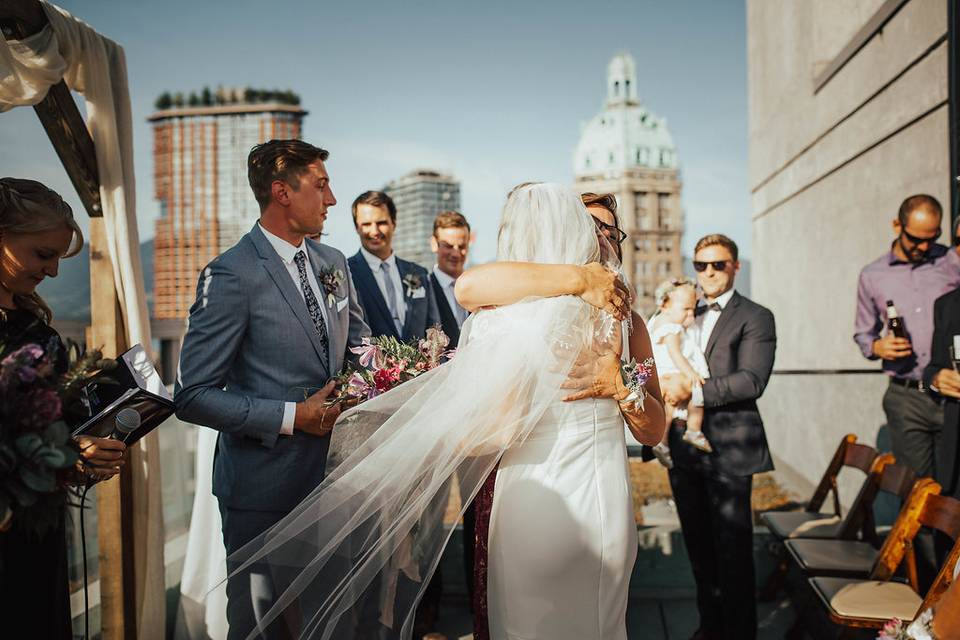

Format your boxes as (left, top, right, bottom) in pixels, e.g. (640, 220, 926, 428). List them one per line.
(658, 233, 776, 640)
(854, 194, 960, 481)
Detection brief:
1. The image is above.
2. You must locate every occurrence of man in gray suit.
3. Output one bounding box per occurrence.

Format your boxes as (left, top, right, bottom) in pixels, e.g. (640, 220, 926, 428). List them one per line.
(175, 139, 370, 639)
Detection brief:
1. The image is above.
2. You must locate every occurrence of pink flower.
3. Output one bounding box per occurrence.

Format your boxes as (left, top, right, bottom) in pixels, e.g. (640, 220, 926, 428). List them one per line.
(878, 618, 905, 640)
(350, 339, 385, 369)
(345, 372, 373, 399)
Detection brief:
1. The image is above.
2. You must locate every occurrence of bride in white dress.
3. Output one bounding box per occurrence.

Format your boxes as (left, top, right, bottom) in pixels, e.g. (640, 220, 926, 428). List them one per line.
(227, 182, 665, 640)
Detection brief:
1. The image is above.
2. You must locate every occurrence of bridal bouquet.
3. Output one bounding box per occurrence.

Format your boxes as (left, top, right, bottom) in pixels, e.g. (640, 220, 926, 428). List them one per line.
(0, 339, 108, 535)
(336, 326, 453, 403)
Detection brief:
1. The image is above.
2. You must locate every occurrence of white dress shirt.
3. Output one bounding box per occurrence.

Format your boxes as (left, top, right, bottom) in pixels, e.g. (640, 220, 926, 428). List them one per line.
(360, 246, 407, 327)
(691, 288, 736, 406)
(259, 223, 328, 435)
(432, 266, 467, 327)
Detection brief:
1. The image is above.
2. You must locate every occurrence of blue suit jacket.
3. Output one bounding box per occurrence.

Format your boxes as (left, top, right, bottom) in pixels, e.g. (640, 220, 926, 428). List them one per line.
(347, 251, 440, 341)
(174, 224, 370, 513)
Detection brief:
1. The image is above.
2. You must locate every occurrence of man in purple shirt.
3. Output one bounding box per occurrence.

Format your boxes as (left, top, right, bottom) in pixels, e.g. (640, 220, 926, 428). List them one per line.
(854, 194, 960, 477)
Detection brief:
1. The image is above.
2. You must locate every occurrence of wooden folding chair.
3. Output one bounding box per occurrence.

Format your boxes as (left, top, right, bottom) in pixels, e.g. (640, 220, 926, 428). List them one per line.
(808, 479, 960, 635)
(759, 435, 886, 599)
(784, 461, 917, 579)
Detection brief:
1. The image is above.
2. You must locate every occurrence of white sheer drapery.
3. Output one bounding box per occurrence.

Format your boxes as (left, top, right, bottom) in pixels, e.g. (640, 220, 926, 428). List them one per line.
(0, 2, 164, 635)
(176, 428, 228, 640)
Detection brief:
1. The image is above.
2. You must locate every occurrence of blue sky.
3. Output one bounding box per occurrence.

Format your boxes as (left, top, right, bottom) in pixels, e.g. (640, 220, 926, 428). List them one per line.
(0, 0, 750, 263)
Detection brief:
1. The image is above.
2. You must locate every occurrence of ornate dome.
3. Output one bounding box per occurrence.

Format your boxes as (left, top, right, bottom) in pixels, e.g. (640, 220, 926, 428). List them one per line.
(574, 52, 678, 176)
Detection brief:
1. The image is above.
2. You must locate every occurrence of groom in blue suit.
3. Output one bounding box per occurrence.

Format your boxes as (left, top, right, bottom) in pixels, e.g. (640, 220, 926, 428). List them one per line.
(347, 190, 440, 342)
(175, 140, 370, 639)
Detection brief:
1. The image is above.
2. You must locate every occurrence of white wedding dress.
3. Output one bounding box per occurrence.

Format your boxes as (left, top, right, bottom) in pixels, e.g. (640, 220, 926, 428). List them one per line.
(226, 183, 642, 640)
(488, 395, 637, 639)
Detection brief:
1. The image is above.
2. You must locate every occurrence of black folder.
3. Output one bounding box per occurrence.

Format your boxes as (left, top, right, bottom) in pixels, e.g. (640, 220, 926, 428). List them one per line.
(69, 344, 175, 444)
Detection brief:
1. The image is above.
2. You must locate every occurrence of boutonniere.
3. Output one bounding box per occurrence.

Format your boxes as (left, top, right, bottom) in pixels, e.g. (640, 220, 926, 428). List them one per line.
(318, 265, 345, 307)
(402, 273, 422, 297)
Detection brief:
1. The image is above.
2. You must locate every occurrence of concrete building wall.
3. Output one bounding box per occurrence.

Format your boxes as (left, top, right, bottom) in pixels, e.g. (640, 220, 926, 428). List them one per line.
(747, 0, 951, 497)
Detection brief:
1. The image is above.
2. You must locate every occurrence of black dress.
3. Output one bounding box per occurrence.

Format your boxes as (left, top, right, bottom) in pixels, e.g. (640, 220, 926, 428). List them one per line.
(0, 308, 73, 639)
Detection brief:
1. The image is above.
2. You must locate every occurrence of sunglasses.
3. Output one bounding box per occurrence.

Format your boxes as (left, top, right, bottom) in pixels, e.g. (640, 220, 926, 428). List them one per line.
(592, 217, 627, 244)
(692, 260, 732, 272)
(900, 228, 941, 246)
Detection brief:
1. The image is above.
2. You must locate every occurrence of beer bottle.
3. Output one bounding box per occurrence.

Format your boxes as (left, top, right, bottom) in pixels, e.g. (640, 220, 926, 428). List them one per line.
(886, 300, 907, 339)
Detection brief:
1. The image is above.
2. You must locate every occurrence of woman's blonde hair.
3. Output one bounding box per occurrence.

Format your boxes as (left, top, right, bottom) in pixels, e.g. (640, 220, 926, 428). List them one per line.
(0, 178, 84, 323)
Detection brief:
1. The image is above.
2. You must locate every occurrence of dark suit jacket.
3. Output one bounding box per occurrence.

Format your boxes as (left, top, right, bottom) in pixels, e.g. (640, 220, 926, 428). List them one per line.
(924, 288, 960, 495)
(348, 251, 440, 341)
(430, 271, 462, 348)
(670, 291, 777, 477)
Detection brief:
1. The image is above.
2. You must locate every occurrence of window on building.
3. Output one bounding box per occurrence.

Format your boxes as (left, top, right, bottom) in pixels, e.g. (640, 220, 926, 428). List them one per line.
(634, 192, 648, 230)
(658, 193, 670, 229)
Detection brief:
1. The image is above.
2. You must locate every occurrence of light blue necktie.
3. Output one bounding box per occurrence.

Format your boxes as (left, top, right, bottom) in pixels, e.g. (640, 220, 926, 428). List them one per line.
(380, 262, 403, 334)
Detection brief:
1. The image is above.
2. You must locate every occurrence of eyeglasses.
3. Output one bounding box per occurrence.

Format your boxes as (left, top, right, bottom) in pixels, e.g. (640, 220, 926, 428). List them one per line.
(900, 228, 941, 246)
(591, 217, 627, 244)
(692, 260, 732, 272)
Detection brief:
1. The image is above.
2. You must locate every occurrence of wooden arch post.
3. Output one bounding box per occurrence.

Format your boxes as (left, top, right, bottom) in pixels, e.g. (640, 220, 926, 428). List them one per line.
(1, 2, 138, 638)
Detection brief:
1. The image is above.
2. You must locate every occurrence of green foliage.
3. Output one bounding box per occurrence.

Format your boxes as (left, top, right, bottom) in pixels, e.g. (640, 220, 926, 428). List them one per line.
(154, 92, 173, 110)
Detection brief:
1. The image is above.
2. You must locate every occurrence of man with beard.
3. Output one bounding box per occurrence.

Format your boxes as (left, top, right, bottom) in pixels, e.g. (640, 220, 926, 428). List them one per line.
(854, 194, 960, 478)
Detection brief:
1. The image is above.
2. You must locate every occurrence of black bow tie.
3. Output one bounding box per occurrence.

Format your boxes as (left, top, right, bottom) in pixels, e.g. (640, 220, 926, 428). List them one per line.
(696, 302, 722, 316)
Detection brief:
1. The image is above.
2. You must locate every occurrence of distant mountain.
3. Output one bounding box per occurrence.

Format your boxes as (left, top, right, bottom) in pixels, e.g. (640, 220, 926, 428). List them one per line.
(38, 239, 154, 323)
(682, 255, 751, 297)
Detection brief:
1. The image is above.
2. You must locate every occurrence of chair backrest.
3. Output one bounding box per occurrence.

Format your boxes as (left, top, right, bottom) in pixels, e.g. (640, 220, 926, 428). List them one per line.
(877, 462, 918, 500)
(846, 461, 918, 544)
(870, 478, 942, 583)
(807, 434, 879, 515)
(918, 493, 960, 612)
(833, 453, 895, 540)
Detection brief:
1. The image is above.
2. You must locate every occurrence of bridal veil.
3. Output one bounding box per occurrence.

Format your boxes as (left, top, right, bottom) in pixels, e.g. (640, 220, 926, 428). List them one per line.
(227, 183, 620, 639)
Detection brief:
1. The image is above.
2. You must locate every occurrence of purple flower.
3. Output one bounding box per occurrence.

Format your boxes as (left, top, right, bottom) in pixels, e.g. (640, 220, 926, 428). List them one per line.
(15, 365, 39, 383)
(1, 343, 44, 367)
(30, 389, 62, 425)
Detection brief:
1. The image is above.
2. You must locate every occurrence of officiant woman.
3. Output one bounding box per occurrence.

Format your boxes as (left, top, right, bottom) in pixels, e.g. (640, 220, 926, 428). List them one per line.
(0, 177, 127, 639)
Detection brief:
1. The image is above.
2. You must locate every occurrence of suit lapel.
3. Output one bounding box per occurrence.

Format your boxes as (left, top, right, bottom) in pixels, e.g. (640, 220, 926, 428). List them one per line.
(396, 259, 415, 340)
(430, 272, 460, 346)
(351, 252, 399, 339)
(250, 226, 327, 363)
(705, 291, 741, 360)
(306, 242, 336, 374)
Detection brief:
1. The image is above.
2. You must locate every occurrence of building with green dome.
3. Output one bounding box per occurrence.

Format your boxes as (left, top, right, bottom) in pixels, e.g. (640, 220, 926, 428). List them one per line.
(574, 52, 684, 315)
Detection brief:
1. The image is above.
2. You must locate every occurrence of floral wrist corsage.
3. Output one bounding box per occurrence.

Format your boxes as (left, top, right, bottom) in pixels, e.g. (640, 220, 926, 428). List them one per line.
(618, 356, 655, 411)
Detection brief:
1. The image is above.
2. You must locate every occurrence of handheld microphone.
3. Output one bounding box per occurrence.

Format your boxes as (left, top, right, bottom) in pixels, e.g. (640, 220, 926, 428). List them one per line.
(110, 408, 141, 443)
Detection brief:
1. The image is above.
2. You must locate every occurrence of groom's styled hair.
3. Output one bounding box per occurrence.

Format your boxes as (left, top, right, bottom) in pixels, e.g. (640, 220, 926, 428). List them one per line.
(248, 139, 329, 209)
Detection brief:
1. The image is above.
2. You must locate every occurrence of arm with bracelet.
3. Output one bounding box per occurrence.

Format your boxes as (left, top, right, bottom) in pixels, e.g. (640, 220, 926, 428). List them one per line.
(562, 312, 666, 445)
